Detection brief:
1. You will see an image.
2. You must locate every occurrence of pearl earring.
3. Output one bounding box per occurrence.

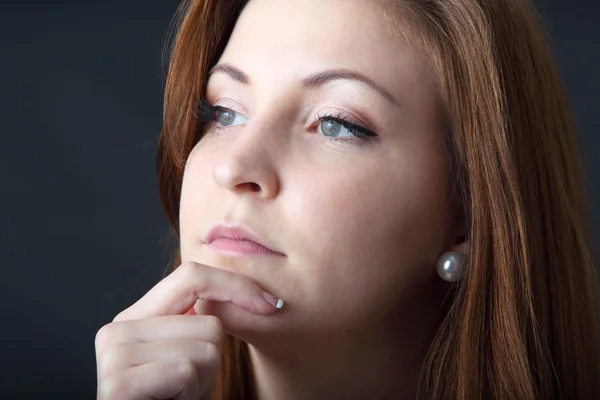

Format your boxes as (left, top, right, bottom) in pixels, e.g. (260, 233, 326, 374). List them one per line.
(436, 252, 466, 283)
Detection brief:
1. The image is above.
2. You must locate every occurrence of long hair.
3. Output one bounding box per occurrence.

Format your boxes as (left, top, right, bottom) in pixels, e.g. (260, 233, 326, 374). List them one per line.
(156, 0, 600, 398)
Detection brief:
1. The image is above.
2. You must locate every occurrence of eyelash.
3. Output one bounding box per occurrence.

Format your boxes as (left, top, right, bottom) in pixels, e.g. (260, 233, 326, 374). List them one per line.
(197, 99, 222, 125)
(196, 98, 378, 142)
(315, 112, 377, 141)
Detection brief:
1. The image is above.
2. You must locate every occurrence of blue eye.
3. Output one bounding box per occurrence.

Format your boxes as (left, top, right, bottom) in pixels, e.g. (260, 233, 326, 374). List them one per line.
(197, 98, 378, 142)
(217, 107, 248, 126)
(320, 119, 354, 138)
(317, 114, 378, 141)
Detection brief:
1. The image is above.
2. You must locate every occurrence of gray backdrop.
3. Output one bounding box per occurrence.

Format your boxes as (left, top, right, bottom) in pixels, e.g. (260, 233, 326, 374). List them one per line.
(1, 1, 598, 398)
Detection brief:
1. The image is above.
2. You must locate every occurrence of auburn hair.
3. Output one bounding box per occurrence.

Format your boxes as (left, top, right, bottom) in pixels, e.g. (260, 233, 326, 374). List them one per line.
(156, 0, 600, 398)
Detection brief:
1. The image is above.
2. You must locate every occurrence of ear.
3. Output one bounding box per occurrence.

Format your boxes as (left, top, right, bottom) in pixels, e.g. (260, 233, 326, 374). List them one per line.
(445, 220, 470, 257)
(433, 231, 470, 285)
(449, 235, 469, 256)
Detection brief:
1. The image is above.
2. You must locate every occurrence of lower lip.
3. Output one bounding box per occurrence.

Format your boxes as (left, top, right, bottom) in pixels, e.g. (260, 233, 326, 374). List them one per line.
(208, 238, 284, 256)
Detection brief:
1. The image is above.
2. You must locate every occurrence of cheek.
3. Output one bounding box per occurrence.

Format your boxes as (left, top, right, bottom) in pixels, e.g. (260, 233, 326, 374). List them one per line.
(177, 129, 451, 329)
(179, 145, 218, 256)
(285, 143, 451, 319)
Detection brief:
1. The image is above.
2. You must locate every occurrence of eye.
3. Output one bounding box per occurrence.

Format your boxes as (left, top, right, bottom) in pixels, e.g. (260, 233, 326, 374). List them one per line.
(317, 114, 378, 140)
(319, 119, 355, 138)
(216, 107, 248, 127)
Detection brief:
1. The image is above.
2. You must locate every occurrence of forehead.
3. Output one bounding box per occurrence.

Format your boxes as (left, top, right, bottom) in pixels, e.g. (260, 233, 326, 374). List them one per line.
(217, 0, 422, 93)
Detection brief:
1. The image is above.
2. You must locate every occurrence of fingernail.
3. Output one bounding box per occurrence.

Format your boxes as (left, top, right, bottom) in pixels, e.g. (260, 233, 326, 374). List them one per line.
(262, 291, 284, 309)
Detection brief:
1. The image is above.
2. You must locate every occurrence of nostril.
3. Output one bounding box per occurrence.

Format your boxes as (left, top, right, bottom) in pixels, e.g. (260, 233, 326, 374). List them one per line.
(250, 182, 261, 192)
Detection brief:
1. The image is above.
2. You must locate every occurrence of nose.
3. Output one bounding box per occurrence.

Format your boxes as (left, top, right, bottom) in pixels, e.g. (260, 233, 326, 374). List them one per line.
(212, 127, 281, 200)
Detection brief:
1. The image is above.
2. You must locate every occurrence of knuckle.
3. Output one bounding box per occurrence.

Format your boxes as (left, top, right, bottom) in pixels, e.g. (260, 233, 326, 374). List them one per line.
(95, 323, 116, 350)
(179, 261, 207, 285)
(203, 316, 223, 340)
(177, 358, 198, 382)
(95, 322, 133, 352)
(180, 260, 201, 275)
(98, 345, 128, 377)
(98, 374, 126, 400)
(203, 342, 221, 365)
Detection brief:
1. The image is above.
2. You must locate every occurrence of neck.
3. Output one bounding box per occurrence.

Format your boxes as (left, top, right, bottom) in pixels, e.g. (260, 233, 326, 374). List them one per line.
(246, 285, 445, 400)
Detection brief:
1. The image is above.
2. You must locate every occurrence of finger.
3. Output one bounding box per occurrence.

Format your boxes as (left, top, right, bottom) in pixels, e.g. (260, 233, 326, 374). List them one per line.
(97, 339, 220, 382)
(98, 358, 214, 400)
(95, 315, 223, 350)
(113, 261, 283, 322)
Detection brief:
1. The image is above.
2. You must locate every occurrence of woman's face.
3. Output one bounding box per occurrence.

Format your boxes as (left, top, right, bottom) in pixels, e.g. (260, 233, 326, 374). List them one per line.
(180, 0, 458, 335)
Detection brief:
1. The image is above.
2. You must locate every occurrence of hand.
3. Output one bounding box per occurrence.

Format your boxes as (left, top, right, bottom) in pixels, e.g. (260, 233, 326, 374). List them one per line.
(95, 261, 283, 400)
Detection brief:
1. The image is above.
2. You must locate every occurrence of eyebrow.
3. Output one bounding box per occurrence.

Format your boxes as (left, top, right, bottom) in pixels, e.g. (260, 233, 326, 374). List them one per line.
(209, 64, 399, 107)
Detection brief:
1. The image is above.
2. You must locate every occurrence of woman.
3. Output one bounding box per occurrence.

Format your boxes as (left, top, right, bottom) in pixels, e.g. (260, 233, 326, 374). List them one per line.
(95, 0, 600, 399)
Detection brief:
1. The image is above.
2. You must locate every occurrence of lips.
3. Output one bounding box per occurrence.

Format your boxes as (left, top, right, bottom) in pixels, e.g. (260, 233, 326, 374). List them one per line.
(204, 224, 285, 256)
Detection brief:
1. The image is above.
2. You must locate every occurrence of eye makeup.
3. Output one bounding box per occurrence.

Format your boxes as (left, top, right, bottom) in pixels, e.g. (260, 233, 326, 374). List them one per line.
(196, 98, 379, 144)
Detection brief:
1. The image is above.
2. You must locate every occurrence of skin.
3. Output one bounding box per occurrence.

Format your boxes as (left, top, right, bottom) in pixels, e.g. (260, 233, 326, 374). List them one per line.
(178, 0, 469, 398)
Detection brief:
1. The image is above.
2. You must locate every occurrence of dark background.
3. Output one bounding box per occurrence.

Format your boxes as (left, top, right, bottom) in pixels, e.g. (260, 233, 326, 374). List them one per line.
(1, 1, 598, 398)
